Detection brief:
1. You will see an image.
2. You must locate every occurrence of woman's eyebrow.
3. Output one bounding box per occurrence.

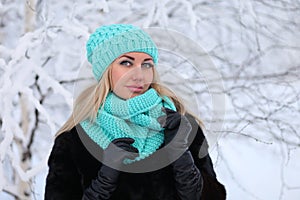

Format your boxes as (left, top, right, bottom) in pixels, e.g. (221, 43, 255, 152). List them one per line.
(119, 55, 134, 60)
(144, 58, 153, 61)
(119, 55, 153, 61)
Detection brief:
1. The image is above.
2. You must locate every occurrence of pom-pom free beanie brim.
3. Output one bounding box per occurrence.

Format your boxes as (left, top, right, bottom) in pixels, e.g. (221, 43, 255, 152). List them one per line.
(86, 24, 158, 81)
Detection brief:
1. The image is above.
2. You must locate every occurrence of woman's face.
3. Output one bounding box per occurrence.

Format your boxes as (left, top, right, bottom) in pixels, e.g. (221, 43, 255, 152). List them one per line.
(110, 52, 154, 99)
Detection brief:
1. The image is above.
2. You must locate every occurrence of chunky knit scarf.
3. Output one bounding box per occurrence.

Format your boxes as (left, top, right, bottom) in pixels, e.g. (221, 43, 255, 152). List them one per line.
(80, 88, 176, 163)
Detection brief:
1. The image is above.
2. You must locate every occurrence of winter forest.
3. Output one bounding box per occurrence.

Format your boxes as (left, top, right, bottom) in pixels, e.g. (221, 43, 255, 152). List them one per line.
(0, 0, 299, 199)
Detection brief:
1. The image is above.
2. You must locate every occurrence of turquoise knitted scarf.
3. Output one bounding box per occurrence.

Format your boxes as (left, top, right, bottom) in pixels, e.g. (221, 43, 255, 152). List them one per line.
(80, 88, 176, 163)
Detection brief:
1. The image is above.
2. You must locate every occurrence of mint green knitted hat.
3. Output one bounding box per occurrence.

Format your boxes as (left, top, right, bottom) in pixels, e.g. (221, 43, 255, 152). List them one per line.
(86, 24, 159, 81)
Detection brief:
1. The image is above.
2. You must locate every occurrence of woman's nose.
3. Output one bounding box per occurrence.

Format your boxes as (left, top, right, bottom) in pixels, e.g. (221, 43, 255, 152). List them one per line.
(131, 66, 144, 81)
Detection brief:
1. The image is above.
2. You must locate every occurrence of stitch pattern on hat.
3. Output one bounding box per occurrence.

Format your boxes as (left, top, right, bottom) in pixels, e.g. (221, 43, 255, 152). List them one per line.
(86, 24, 158, 81)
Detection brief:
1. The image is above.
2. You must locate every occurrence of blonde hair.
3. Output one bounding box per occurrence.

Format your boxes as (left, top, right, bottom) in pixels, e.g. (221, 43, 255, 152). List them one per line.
(56, 67, 202, 136)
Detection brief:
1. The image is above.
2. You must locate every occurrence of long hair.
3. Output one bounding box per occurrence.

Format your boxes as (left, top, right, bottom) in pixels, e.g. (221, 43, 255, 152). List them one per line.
(56, 66, 202, 136)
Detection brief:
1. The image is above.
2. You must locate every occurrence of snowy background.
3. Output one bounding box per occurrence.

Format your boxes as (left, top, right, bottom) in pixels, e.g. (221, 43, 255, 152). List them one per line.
(0, 0, 300, 199)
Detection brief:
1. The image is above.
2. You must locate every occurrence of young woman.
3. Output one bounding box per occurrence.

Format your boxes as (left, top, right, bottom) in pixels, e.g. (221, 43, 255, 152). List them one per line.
(45, 24, 226, 200)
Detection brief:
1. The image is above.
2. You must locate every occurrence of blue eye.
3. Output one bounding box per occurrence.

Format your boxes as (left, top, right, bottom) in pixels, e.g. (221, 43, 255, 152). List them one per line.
(142, 63, 154, 68)
(120, 60, 132, 66)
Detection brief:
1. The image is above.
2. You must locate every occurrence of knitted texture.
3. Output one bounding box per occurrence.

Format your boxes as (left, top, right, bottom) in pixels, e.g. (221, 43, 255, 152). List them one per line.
(86, 24, 158, 81)
(80, 88, 176, 164)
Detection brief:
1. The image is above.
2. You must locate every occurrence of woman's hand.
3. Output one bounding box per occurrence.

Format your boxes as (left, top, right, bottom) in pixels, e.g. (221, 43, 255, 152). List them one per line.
(159, 108, 203, 200)
(102, 138, 139, 172)
(159, 108, 183, 130)
(158, 108, 192, 151)
(82, 138, 138, 200)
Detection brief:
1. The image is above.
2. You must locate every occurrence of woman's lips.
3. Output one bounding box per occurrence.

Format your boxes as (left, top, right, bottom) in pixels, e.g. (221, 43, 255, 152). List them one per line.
(126, 86, 143, 93)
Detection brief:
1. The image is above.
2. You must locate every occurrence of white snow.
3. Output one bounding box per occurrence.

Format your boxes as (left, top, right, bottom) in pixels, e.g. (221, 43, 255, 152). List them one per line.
(0, 0, 299, 199)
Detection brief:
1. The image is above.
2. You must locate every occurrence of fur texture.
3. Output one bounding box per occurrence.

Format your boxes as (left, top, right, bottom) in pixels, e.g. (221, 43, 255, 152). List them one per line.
(45, 117, 226, 200)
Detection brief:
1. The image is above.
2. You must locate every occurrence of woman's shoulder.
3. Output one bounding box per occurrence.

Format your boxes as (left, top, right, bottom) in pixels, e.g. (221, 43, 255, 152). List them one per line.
(51, 126, 85, 154)
(47, 127, 78, 167)
(50, 125, 98, 164)
(184, 113, 208, 158)
(185, 113, 205, 140)
(54, 126, 79, 143)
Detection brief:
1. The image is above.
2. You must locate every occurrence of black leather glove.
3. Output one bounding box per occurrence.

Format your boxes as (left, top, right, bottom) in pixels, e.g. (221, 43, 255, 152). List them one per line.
(82, 138, 139, 200)
(159, 108, 203, 200)
(159, 108, 192, 153)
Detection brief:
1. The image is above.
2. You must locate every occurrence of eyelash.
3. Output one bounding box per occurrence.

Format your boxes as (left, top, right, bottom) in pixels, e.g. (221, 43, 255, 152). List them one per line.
(120, 60, 132, 66)
(119, 60, 154, 68)
(142, 63, 154, 68)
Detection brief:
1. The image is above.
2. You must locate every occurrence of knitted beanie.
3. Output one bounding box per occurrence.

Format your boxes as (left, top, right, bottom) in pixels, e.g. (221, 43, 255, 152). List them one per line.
(86, 24, 159, 81)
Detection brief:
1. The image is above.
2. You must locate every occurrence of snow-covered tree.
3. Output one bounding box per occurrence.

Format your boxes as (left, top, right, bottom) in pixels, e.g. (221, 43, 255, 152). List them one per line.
(0, 0, 299, 199)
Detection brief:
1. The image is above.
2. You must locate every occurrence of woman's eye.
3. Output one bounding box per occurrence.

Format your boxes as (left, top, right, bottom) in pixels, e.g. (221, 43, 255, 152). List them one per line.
(120, 60, 132, 66)
(142, 63, 154, 68)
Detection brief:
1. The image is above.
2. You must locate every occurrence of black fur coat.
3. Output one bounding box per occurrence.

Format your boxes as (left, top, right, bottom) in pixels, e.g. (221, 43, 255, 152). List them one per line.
(45, 117, 226, 200)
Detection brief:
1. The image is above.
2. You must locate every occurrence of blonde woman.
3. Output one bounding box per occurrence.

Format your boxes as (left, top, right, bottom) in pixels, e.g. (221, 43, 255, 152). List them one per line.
(44, 24, 226, 200)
